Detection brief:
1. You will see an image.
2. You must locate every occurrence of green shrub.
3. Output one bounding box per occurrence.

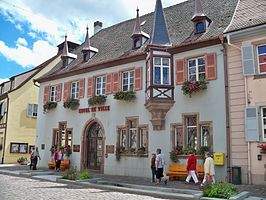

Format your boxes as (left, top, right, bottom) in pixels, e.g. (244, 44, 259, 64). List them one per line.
(62, 167, 77, 180)
(169, 150, 179, 163)
(17, 157, 27, 164)
(88, 95, 106, 106)
(63, 98, 80, 110)
(203, 181, 238, 199)
(78, 170, 92, 180)
(43, 101, 57, 112)
(113, 91, 136, 101)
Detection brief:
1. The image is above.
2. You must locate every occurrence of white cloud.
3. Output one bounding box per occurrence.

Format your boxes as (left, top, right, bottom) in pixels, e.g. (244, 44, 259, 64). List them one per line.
(16, 37, 28, 46)
(0, 40, 57, 68)
(28, 32, 36, 39)
(15, 23, 23, 31)
(0, 78, 9, 84)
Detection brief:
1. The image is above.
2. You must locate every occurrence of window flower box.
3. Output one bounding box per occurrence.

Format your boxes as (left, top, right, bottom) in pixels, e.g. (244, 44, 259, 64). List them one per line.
(181, 78, 208, 97)
(63, 98, 80, 110)
(43, 101, 57, 112)
(113, 91, 136, 101)
(258, 143, 266, 154)
(88, 95, 107, 106)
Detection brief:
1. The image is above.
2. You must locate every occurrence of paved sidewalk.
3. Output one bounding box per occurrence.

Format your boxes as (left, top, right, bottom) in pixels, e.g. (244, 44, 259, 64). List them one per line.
(0, 164, 265, 199)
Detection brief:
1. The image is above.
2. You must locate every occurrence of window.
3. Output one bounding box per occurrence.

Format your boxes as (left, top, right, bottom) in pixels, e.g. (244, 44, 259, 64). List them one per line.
(27, 104, 38, 118)
(118, 117, 148, 155)
(50, 86, 57, 102)
(201, 125, 211, 146)
(153, 57, 170, 85)
(96, 76, 106, 95)
(173, 125, 183, 148)
(261, 107, 266, 141)
(186, 116, 197, 150)
(52, 123, 73, 147)
(196, 21, 205, 33)
(257, 44, 266, 73)
(134, 38, 141, 48)
(71, 81, 79, 99)
(10, 143, 28, 154)
(188, 57, 206, 81)
(0, 102, 4, 117)
(122, 71, 134, 91)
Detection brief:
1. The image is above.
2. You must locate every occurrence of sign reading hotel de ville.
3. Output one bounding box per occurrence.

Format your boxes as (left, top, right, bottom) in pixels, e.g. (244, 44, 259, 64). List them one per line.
(79, 105, 110, 113)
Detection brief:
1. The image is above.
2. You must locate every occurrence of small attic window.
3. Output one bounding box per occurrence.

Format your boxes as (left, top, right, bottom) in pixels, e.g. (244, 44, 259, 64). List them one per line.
(196, 21, 205, 33)
(134, 38, 141, 49)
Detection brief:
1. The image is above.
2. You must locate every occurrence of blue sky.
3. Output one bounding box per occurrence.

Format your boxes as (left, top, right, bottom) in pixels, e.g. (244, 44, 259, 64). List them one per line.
(0, 0, 186, 83)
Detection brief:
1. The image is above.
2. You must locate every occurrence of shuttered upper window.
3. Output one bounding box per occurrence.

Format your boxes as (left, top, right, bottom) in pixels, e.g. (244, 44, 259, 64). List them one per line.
(257, 44, 266, 73)
(154, 57, 170, 85)
(50, 86, 57, 102)
(188, 57, 205, 81)
(261, 107, 266, 141)
(71, 81, 80, 99)
(96, 76, 106, 95)
(122, 70, 134, 91)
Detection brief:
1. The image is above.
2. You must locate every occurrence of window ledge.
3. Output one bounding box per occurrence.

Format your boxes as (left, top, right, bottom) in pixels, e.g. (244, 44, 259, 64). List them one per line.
(254, 74, 266, 79)
(120, 153, 148, 158)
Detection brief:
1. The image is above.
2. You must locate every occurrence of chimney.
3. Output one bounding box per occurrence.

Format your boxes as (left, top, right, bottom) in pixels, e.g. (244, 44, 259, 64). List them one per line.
(94, 21, 103, 34)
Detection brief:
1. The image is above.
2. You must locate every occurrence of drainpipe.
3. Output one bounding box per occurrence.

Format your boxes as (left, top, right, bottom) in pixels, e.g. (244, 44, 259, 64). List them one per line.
(226, 34, 251, 184)
(1, 96, 9, 164)
(220, 35, 231, 182)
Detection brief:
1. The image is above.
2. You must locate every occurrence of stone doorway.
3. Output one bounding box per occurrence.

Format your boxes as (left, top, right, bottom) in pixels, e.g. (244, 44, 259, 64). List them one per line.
(81, 119, 105, 173)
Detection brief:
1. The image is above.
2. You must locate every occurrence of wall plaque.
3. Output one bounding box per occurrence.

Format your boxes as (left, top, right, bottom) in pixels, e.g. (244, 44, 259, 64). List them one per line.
(73, 145, 80, 152)
(106, 145, 114, 154)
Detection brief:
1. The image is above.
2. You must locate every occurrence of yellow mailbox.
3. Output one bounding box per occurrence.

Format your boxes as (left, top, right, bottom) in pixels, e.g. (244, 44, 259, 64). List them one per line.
(213, 152, 224, 166)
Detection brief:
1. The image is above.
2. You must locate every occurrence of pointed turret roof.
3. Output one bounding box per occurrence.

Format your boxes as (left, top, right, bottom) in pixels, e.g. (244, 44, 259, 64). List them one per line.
(191, 0, 206, 21)
(131, 7, 142, 37)
(150, 0, 171, 46)
(61, 35, 69, 57)
(82, 26, 91, 51)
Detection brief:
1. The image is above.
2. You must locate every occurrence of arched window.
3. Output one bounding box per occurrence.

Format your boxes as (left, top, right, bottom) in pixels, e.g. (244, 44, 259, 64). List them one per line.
(196, 21, 205, 33)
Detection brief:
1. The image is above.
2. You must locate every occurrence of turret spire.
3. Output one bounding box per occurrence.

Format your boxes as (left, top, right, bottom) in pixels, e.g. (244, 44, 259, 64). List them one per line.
(83, 25, 90, 51)
(150, 0, 171, 46)
(61, 34, 69, 57)
(131, 7, 142, 37)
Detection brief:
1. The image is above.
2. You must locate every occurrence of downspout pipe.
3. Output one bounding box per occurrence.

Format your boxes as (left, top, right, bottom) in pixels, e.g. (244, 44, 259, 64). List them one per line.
(220, 35, 231, 182)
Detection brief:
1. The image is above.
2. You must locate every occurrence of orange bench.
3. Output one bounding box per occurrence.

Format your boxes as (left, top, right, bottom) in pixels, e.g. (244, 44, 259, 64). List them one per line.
(166, 164, 204, 180)
(48, 159, 70, 171)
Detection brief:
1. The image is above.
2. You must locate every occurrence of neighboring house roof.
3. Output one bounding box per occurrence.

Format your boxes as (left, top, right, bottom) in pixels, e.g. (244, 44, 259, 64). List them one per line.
(0, 55, 58, 98)
(38, 0, 238, 82)
(224, 0, 266, 33)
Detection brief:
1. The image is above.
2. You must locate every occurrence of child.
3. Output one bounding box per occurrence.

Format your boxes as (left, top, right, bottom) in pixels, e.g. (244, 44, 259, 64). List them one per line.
(151, 153, 156, 182)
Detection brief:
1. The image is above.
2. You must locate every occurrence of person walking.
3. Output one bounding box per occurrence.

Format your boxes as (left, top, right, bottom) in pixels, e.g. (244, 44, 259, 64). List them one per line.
(201, 152, 215, 187)
(155, 148, 167, 184)
(185, 150, 199, 184)
(151, 153, 156, 182)
(32, 147, 41, 170)
(55, 147, 64, 172)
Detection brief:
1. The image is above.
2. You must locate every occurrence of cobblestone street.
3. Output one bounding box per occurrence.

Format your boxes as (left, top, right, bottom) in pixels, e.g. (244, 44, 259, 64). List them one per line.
(0, 174, 166, 200)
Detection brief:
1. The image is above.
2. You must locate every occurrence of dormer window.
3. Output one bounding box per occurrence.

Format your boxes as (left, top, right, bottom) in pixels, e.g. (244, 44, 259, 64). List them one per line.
(82, 27, 98, 62)
(134, 38, 141, 48)
(196, 21, 205, 33)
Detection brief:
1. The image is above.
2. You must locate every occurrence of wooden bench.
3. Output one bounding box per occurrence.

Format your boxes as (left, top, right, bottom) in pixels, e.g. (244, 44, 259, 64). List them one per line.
(48, 159, 70, 171)
(166, 163, 204, 181)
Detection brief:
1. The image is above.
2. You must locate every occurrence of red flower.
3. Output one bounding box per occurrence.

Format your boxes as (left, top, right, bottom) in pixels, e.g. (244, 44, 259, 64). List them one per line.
(258, 144, 266, 149)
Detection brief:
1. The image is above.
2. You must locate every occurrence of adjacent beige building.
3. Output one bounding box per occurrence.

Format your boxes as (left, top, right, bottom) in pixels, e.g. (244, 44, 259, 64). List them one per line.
(225, 0, 266, 185)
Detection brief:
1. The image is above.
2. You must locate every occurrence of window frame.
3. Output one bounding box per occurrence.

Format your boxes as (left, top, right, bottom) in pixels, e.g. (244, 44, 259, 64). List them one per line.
(50, 86, 57, 102)
(71, 81, 80, 99)
(188, 56, 206, 81)
(122, 70, 135, 92)
(27, 104, 38, 118)
(153, 57, 171, 85)
(10, 142, 28, 154)
(196, 21, 205, 33)
(95, 76, 106, 95)
(257, 44, 266, 74)
(261, 107, 266, 141)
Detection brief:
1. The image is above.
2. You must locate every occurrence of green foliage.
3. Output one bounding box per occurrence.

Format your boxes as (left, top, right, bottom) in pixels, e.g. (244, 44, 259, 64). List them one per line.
(78, 170, 92, 180)
(50, 146, 55, 156)
(63, 98, 80, 110)
(137, 147, 146, 155)
(203, 181, 238, 199)
(169, 150, 179, 163)
(17, 157, 27, 164)
(62, 167, 78, 180)
(88, 95, 107, 106)
(181, 78, 208, 97)
(64, 145, 72, 157)
(187, 147, 196, 154)
(43, 102, 57, 112)
(199, 146, 210, 155)
(113, 91, 136, 101)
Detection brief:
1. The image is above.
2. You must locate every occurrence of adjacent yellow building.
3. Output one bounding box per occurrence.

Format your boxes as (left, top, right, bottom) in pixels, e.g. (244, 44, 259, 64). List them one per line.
(0, 55, 60, 163)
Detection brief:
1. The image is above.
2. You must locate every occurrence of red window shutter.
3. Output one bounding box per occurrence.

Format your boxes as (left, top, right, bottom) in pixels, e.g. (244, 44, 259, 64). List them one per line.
(106, 74, 112, 94)
(134, 67, 142, 91)
(79, 79, 85, 99)
(43, 86, 50, 104)
(112, 72, 120, 93)
(63, 82, 70, 101)
(205, 53, 217, 80)
(87, 77, 94, 97)
(56, 83, 62, 102)
(176, 59, 185, 85)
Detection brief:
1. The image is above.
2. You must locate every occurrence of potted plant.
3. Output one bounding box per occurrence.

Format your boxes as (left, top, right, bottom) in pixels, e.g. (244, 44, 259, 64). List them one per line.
(64, 145, 72, 158)
(50, 146, 55, 156)
(137, 146, 146, 155)
(88, 95, 107, 106)
(199, 146, 210, 156)
(43, 101, 57, 112)
(113, 91, 136, 101)
(258, 143, 266, 154)
(115, 146, 124, 161)
(63, 98, 80, 110)
(17, 157, 28, 165)
(181, 78, 208, 97)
